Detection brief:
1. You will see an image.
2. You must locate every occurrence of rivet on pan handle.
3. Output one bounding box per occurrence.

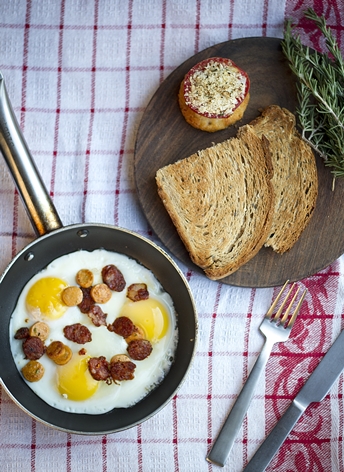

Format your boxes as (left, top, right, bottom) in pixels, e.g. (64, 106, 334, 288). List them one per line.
(0, 71, 63, 237)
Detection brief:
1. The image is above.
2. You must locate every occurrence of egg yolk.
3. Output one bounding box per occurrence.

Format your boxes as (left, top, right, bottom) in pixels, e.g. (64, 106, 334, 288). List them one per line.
(57, 355, 99, 401)
(119, 298, 170, 343)
(26, 277, 68, 320)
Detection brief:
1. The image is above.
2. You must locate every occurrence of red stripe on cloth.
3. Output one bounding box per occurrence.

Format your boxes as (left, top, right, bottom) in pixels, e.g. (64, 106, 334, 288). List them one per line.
(11, 192, 19, 260)
(194, 0, 201, 53)
(50, 0, 66, 198)
(113, 0, 134, 225)
(20, 11, 31, 128)
(137, 423, 143, 472)
(30, 419, 36, 471)
(270, 350, 335, 358)
(262, 0, 270, 37)
(81, 0, 100, 222)
(159, 0, 167, 83)
(1, 64, 174, 75)
(102, 435, 107, 472)
(172, 395, 180, 471)
(66, 433, 72, 472)
(206, 283, 223, 450)
(228, 0, 235, 40)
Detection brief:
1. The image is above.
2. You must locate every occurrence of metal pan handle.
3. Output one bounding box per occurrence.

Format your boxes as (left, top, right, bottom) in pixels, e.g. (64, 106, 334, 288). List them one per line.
(0, 71, 62, 237)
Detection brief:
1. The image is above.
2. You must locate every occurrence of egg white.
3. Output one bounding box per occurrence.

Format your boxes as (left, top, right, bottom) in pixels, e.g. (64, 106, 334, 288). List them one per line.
(10, 249, 178, 414)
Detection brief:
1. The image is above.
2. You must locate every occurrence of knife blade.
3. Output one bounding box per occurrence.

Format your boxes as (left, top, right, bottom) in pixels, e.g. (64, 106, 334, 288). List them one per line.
(243, 328, 344, 472)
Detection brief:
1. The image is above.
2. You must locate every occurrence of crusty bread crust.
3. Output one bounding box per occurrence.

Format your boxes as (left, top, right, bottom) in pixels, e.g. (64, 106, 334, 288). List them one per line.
(178, 81, 250, 133)
(249, 105, 318, 253)
(156, 125, 274, 280)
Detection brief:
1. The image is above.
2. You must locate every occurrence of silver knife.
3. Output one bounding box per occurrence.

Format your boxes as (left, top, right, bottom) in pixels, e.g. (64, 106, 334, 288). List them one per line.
(243, 328, 344, 472)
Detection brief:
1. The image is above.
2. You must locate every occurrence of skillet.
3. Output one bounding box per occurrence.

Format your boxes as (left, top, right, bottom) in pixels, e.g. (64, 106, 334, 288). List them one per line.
(0, 72, 197, 434)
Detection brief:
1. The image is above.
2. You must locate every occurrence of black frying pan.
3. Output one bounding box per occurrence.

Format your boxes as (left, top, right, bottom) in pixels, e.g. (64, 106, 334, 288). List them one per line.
(0, 72, 198, 434)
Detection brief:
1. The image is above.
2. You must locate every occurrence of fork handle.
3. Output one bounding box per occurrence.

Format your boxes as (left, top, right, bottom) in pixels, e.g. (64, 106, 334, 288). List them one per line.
(206, 338, 275, 467)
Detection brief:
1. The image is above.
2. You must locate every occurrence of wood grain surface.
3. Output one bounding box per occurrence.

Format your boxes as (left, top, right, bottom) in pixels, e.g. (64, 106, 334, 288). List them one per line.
(134, 37, 344, 288)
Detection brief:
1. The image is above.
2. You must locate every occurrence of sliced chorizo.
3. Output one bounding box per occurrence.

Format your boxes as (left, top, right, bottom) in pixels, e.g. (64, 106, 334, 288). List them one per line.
(127, 338, 153, 361)
(78, 287, 95, 314)
(22, 336, 45, 360)
(14, 327, 30, 340)
(63, 323, 92, 344)
(88, 356, 111, 382)
(126, 283, 149, 302)
(102, 264, 126, 292)
(109, 355, 136, 382)
(87, 305, 107, 327)
(108, 316, 136, 338)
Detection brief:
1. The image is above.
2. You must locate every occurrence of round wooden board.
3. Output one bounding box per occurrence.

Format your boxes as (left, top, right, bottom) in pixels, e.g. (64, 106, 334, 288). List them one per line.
(134, 37, 344, 288)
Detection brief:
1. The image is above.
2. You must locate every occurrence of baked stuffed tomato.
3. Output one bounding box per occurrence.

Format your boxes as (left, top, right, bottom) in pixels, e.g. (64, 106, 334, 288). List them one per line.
(178, 57, 250, 132)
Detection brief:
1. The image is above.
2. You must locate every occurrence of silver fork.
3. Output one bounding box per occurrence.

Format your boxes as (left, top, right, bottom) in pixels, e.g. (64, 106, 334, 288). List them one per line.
(206, 281, 307, 468)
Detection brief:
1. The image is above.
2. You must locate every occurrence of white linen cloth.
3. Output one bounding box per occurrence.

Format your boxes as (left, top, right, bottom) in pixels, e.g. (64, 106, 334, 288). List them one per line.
(0, 1, 343, 471)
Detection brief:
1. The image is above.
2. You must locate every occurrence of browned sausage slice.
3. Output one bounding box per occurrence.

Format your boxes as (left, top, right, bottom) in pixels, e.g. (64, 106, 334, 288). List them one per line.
(78, 287, 95, 313)
(63, 323, 92, 344)
(88, 356, 111, 382)
(102, 264, 126, 292)
(126, 283, 149, 302)
(14, 327, 30, 340)
(22, 336, 45, 360)
(109, 356, 136, 382)
(127, 339, 153, 361)
(87, 305, 107, 327)
(108, 316, 136, 338)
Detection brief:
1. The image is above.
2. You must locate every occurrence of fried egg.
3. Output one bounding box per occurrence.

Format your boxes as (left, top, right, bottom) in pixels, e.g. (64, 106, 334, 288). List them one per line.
(119, 298, 169, 342)
(10, 249, 178, 414)
(26, 277, 68, 320)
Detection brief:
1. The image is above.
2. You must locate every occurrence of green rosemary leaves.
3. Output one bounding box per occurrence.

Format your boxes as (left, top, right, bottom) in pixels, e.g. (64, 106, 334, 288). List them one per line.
(282, 8, 344, 179)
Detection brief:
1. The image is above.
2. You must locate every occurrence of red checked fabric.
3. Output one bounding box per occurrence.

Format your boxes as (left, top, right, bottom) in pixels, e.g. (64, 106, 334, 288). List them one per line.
(0, 1, 343, 471)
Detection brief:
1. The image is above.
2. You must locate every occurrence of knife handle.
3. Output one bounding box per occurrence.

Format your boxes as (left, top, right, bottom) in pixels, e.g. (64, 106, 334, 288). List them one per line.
(243, 400, 306, 472)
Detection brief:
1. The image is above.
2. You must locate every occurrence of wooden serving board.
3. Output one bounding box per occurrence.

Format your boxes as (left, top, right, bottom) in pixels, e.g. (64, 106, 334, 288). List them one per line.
(134, 37, 344, 288)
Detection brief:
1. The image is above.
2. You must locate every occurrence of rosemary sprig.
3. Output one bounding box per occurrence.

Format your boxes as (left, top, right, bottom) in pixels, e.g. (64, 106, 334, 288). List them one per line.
(282, 8, 344, 180)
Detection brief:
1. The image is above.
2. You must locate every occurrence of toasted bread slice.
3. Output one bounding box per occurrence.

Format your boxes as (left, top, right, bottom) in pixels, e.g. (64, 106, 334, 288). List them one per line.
(156, 125, 274, 280)
(250, 105, 318, 253)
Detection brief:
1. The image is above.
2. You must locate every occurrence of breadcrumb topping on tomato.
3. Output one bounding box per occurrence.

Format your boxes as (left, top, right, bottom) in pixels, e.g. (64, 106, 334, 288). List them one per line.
(184, 59, 247, 116)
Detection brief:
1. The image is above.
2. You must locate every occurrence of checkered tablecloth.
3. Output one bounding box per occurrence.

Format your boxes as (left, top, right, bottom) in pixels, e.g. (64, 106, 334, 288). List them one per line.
(1, 1, 344, 471)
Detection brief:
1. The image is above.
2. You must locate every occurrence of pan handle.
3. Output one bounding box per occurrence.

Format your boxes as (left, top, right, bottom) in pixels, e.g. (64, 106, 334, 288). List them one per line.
(0, 71, 63, 237)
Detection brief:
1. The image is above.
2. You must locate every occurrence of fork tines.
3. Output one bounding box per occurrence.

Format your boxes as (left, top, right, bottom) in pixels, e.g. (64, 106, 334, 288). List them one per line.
(267, 280, 307, 329)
